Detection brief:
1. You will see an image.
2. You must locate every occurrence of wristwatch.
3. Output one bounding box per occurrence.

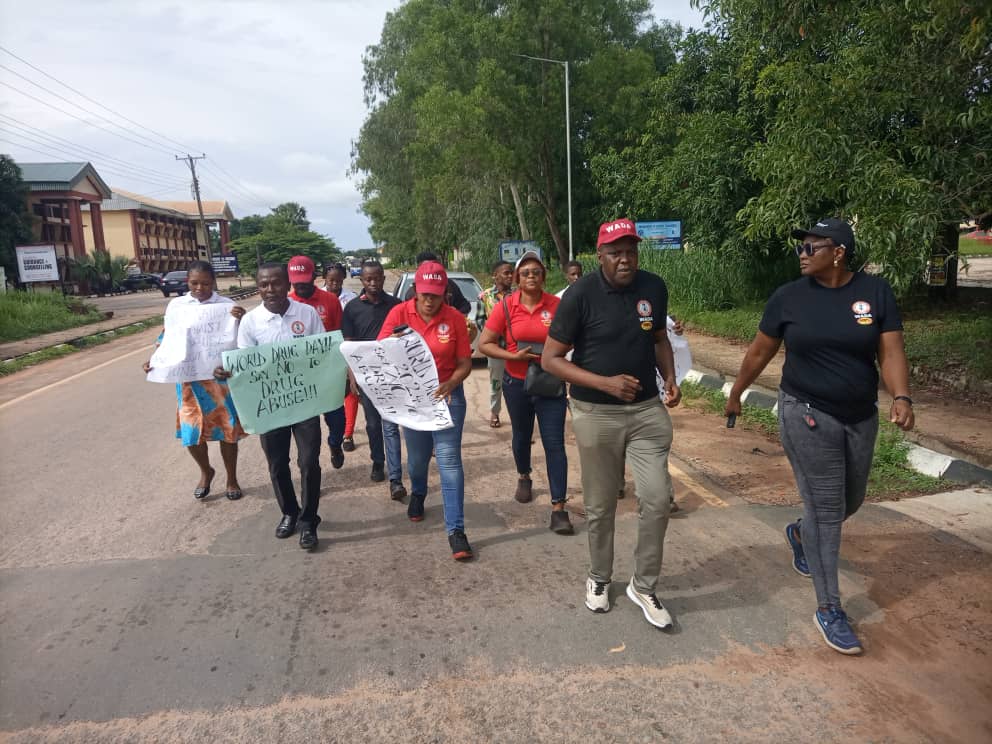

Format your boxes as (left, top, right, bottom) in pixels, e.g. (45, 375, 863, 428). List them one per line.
(894, 395, 913, 406)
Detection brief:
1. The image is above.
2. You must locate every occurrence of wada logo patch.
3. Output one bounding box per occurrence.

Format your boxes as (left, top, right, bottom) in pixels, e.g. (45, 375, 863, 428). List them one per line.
(637, 299, 654, 330)
(852, 300, 873, 326)
(437, 322, 451, 343)
(291, 320, 306, 335)
(541, 309, 552, 326)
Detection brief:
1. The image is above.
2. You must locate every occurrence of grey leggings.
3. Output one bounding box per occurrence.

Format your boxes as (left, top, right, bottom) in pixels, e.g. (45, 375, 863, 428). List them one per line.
(778, 391, 878, 608)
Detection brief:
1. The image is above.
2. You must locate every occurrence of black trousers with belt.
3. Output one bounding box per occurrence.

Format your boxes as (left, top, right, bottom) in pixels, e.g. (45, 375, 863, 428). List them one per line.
(258, 416, 322, 526)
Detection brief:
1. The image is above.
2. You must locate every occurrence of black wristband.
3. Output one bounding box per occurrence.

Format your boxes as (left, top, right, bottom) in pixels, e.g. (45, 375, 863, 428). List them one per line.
(894, 395, 913, 406)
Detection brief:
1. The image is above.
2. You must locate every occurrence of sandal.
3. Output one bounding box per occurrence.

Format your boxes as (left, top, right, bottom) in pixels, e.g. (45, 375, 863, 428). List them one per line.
(225, 489, 243, 501)
(490, 416, 501, 429)
(193, 468, 214, 500)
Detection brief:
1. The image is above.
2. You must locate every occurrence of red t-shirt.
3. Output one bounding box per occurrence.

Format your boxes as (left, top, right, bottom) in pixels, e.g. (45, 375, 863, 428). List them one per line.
(289, 287, 342, 332)
(378, 300, 471, 383)
(484, 290, 559, 379)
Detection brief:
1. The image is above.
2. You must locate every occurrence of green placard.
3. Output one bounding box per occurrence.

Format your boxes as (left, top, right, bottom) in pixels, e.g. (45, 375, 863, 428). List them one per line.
(222, 331, 347, 435)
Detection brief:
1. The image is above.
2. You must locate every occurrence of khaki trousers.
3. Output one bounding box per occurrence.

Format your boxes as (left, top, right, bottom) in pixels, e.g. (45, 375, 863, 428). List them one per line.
(571, 397, 673, 593)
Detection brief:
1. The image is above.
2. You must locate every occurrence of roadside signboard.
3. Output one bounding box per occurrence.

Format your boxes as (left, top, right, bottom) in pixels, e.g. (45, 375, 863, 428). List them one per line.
(498, 240, 541, 263)
(15, 245, 60, 282)
(635, 221, 682, 250)
(211, 254, 240, 274)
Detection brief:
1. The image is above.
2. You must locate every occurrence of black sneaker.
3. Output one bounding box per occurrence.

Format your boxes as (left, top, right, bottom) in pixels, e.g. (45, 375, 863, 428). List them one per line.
(390, 480, 407, 501)
(342, 436, 356, 452)
(549, 509, 574, 535)
(370, 462, 386, 482)
(329, 445, 344, 469)
(448, 529, 473, 561)
(407, 492, 425, 522)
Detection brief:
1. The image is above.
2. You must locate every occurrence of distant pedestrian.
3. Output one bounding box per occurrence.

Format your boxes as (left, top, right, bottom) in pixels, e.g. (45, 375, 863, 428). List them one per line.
(143, 260, 247, 502)
(478, 259, 514, 428)
(325, 262, 361, 452)
(380, 260, 474, 561)
(725, 217, 915, 656)
(341, 259, 407, 500)
(556, 260, 584, 298)
(543, 219, 681, 629)
(479, 251, 573, 535)
(216, 262, 326, 550)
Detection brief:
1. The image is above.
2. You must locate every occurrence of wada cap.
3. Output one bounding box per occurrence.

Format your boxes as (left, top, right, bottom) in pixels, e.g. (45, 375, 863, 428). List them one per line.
(415, 260, 447, 296)
(791, 218, 856, 257)
(287, 255, 316, 280)
(597, 218, 642, 247)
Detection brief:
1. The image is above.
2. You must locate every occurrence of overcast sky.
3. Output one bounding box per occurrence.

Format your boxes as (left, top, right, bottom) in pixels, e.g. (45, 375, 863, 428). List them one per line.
(0, 1, 704, 251)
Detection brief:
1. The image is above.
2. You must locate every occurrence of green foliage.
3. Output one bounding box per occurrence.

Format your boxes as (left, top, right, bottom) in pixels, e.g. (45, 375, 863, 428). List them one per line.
(227, 203, 339, 275)
(0, 155, 34, 284)
(0, 291, 104, 343)
(65, 252, 130, 294)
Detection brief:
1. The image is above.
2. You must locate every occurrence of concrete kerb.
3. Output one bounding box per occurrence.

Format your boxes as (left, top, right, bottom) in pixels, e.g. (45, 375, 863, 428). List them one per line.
(683, 368, 992, 486)
(0, 319, 162, 366)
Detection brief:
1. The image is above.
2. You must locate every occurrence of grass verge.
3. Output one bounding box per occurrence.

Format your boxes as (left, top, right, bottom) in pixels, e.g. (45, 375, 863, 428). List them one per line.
(959, 235, 992, 257)
(679, 380, 945, 499)
(0, 292, 105, 343)
(0, 316, 163, 377)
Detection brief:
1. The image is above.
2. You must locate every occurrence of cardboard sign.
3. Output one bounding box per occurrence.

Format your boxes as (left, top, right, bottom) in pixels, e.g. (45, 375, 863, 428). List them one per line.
(222, 331, 347, 434)
(658, 318, 692, 402)
(15, 245, 59, 282)
(146, 303, 239, 384)
(341, 332, 453, 431)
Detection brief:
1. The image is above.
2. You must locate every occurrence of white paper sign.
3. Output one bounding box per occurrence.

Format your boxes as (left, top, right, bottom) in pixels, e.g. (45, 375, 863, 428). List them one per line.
(659, 316, 693, 401)
(341, 332, 453, 431)
(15, 245, 59, 282)
(146, 303, 239, 383)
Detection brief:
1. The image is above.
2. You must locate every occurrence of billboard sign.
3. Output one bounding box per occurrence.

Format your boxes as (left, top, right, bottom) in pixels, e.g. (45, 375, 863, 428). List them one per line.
(15, 245, 60, 282)
(211, 254, 240, 274)
(498, 240, 541, 263)
(635, 221, 682, 250)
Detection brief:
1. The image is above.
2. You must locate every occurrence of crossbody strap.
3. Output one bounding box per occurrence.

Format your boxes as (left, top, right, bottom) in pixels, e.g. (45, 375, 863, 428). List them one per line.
(501, 295, 518, 348)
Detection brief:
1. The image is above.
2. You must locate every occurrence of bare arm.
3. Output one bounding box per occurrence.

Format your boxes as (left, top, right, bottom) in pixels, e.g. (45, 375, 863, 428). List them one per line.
(478, 327, 537, 363)
(435, 356, 472, 400)
(724, 331, 782, 416)
(654, 329, 681, 407)
(542, 337, 642, 403)
(877, 330, 914, 430)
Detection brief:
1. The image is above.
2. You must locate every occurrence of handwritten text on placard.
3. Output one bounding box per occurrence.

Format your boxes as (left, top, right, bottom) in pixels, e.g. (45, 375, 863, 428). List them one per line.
(146, 303, 238, 384)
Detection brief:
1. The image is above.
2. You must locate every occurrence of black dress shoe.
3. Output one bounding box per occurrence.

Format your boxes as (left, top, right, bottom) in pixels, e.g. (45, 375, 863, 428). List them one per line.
(275, 514, 298, 539)
(299, 523, 318, 550)
(370, 462, 386, 482)
(342, 436, 356, 452)
(330, 445, 345, 469)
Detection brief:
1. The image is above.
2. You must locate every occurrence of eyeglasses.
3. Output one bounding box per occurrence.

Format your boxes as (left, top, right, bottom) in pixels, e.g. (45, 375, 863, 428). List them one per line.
(518, 269, 543, 278)
(794, 242, 831, 257)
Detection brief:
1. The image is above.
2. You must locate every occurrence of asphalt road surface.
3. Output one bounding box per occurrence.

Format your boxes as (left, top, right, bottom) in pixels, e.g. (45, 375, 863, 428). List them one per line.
(0, 314, 990, 742)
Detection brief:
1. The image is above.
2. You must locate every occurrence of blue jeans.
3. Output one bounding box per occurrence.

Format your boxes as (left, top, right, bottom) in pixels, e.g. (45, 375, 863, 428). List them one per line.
(359, 390, 403, 482)
(323, 406, 345, 448)
(403, 385, 467, 534)
(501, 373, 568, 503)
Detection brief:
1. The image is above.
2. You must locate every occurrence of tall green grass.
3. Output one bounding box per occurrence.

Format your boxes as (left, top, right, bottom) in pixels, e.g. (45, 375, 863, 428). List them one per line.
(0, 292, 104, 344)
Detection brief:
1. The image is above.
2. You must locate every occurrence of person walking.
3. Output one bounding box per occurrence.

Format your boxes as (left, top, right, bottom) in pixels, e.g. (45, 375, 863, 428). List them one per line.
(725, 217, 914, 656)
(379, 260, 474, 561)
(556, 260, 584, 298)
(477, 259, 514, 428)
(143, 260, 246, 502)
(341, 259, 407, 500)
(217, 262, 326, 550)
(325, 262, 361, 451)
(287, 256, 348, 470)
(478, 251, 573, 535)
(542, 219, 682, 629)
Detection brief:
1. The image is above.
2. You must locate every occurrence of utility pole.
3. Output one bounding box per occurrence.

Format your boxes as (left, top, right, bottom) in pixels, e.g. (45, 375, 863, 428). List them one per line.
(177, 154, 212, 261)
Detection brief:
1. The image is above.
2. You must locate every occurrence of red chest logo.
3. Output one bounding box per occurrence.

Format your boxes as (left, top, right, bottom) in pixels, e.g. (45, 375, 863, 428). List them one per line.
(541, 309, 552, 326)
(437, 322, 451, 344)
(291, 320, 305, 335)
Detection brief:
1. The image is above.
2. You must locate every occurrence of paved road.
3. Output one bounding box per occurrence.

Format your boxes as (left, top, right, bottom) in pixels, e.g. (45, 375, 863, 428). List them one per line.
(0, 320, 989, 741)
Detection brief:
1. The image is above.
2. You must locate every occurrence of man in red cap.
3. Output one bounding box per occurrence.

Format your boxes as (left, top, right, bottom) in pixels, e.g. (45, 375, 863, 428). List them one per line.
(542, 218, 682, 630)
(287, 255, 348, 469)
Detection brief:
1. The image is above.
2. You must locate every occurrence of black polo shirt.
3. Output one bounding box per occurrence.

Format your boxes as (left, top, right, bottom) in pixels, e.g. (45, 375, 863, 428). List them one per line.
(548, 268, 669, 404)
(341, 292, 402, 341)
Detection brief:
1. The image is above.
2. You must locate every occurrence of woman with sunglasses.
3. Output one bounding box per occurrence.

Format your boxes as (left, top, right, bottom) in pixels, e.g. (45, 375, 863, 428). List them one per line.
(725, 218, 914, 656)
(478, 251, 573, 535)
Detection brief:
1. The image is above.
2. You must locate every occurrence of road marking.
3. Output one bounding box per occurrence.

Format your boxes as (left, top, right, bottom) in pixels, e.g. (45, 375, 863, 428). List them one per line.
(669, 462, 729, 508)
(0, 345, 150, 411)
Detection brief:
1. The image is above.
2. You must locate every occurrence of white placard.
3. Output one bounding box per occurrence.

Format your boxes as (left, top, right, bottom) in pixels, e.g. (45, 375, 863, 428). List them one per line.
(15, 245, 59, 282)
(659, 316, 693, 401)
(341, 332, 453, 431)
(146, 303, 239, 383)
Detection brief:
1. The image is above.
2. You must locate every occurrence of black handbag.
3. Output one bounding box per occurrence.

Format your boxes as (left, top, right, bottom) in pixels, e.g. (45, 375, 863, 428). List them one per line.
(502, 297, 564, 398)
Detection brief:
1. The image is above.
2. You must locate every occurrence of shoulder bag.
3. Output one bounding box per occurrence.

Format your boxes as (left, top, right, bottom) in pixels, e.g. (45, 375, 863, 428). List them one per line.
(502, 296, 564, 398)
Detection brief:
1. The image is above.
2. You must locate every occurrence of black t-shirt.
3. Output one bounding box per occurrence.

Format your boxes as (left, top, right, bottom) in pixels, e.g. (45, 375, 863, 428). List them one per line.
(760, 272, 902, 423)
(341, 292, 402, 341)
(548, 268, 668, 404)
(404, 279, 471, 315)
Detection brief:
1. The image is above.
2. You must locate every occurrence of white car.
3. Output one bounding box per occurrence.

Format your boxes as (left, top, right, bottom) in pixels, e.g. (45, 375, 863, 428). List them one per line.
(391, 271, 485, 356)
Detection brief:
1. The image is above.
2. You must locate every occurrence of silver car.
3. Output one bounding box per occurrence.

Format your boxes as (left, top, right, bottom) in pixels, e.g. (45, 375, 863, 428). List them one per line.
(391, 271, 485, 356)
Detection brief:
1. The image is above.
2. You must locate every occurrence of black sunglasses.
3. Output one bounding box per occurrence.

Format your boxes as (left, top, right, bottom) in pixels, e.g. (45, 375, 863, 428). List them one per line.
(794, 242, 832, 257)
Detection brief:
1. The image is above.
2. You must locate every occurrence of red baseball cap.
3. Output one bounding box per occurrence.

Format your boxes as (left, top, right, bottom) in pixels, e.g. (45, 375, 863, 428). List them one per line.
(415, 260, 447, 296)
(287, 255, 315, 281)
(597, 219, 642, 247)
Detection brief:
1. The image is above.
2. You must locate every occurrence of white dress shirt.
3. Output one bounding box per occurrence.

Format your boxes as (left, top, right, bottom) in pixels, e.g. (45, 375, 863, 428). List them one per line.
(237, 298, 323, 348)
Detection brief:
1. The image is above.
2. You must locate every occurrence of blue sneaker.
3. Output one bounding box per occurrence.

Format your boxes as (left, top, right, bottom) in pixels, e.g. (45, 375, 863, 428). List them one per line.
(785, 521, 811, 578)
(814, 606, 863, 655)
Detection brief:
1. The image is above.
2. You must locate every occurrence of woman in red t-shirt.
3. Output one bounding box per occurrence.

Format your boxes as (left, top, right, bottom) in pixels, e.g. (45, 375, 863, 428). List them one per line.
(478, 251, 572, 536)
(378, 261, 474, 560)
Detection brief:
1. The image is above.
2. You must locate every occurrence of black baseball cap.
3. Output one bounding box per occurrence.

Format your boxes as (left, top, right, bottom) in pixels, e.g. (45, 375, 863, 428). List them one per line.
(791, 218, 855, 256)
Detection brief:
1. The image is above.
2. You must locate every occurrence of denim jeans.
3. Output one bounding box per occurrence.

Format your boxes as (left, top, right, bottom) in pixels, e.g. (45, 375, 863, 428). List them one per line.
(403, 385, 467, 534)
(323, 406, 345, 448)
(501, 372, 568, 503)
(359, 389, 403, 482)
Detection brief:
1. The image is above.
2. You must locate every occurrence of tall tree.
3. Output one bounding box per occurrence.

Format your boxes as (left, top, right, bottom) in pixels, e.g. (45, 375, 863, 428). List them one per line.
(0, 155, 34, 285)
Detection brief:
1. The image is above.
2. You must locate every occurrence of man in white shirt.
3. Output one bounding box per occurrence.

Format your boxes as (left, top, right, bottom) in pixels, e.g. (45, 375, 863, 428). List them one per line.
(222, 262, 326, 550)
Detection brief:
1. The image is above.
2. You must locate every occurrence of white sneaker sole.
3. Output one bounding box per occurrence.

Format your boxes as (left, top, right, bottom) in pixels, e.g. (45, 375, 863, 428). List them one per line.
(813, 613, 863, 655)
(585, 582, 610, 613)
(626, 583, 673, 629)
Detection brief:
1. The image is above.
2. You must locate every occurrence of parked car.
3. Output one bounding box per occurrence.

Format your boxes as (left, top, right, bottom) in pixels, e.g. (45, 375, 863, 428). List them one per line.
(391, 271, 485, 356)
(350, 265, 362, 278)
(120, 273, 162, 292)
(161, 270, 189, 297)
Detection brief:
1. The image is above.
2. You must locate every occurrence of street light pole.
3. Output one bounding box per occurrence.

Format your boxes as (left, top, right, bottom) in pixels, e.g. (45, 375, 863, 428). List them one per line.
(513, 53, 573, 262)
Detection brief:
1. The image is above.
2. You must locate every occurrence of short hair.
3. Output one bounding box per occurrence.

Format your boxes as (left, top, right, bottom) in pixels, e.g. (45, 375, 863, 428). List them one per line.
(491, 260, 512, 273)
(415, 251, 439, 264)
(187, 260, 215, 278)
(257, 262, 288, 280)
(565, 260, 583, 272)
(361, 259, 384, 271)
(325, 262, 348, 277)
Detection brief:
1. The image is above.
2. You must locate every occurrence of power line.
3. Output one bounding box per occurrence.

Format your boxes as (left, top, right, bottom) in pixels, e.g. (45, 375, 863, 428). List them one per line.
(198, 163, 273, 210)
(202, 160, 272, 207)
(0, 45, 197, 153)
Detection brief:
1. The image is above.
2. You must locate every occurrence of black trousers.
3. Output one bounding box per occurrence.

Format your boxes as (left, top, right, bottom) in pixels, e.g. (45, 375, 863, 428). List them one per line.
(258, 416, 322, 526)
